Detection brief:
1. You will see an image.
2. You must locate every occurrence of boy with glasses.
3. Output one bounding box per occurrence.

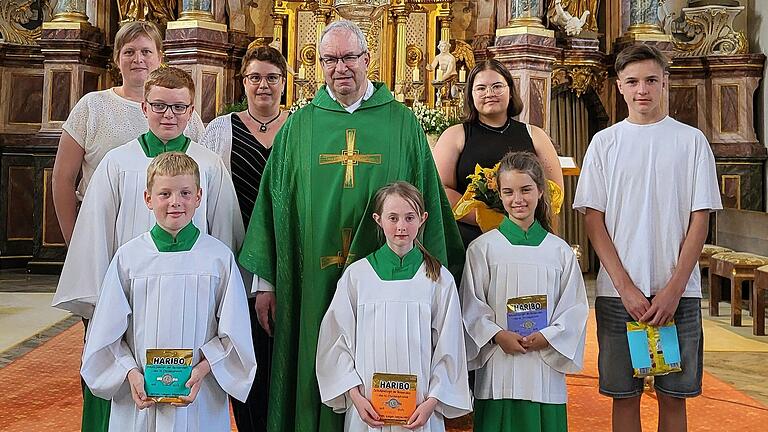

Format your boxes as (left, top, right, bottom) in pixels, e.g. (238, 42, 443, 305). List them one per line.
(54, 69, 244, 416)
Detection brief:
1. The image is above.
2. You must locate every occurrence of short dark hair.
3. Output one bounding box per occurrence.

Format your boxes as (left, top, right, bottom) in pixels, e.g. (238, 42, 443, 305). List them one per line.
(615, 44, 669, 74)
(240, 45, 288, 77)
(464, 59, 523, 123)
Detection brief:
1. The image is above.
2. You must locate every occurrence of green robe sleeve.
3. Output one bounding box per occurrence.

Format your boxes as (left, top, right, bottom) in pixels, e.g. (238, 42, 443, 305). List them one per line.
(408, 113, 465, 280)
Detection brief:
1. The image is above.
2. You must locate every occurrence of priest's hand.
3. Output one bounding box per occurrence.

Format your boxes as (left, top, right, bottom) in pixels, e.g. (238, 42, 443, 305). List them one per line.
(175, 359, 211, 406)
(640, 282, 683, 326)
(404, 397, 438, 429)
(348, 385, 385, 428)
(521, 331, 550, 351)
(255, 292, 276, 336)
(494, 330, 527, 355)
(127, 368, 155, 410)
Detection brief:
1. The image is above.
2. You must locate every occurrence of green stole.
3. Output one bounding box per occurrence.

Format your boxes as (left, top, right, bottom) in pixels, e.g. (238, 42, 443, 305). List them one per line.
(367, 244, 424, 281)
(498, 218, 547, 247)
(149, 222, 200, 252)
(238, 82, 464, 431)
(138, 130, 191, 157)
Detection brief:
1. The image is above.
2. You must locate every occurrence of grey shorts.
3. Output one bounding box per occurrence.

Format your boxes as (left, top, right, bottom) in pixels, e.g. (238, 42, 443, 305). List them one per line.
(595, 296, 703, 399)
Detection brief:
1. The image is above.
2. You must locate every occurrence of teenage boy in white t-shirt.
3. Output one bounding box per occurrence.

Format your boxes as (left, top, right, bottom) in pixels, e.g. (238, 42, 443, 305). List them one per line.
(573, 44, 722, 432)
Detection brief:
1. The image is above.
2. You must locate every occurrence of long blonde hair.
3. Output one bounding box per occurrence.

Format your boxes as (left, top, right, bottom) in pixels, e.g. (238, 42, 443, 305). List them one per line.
(371, 182, 441, 282)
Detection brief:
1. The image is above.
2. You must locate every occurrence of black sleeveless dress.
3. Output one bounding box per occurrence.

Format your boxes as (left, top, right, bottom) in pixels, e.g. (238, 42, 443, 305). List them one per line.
(455, 119, 535, 247)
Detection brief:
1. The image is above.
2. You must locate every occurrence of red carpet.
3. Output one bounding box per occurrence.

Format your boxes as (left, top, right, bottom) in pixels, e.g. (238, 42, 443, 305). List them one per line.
(1, 314, 766, 431)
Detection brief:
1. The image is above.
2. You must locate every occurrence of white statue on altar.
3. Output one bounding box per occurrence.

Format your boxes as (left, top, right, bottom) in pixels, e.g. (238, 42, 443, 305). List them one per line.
(427, 40, 458, 83)
(548, 0, 590, 36)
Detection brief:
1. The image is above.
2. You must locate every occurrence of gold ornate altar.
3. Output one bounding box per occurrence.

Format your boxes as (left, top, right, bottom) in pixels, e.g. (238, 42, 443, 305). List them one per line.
(270, 0, 473, 110)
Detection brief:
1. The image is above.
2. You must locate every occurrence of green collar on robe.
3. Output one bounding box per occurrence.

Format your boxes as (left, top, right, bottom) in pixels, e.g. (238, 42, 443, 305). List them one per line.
(498, 217, 547, 247)
(366, 244, 424, 281)
(138, 130, 191, 158)
(312, 82, 394, 113)
(150, 222, 200, 252)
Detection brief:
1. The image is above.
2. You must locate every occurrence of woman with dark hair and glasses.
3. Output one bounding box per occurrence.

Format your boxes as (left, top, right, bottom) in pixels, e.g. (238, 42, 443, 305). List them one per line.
(433, 59, 564, 247)
(199, 44, 289, 432)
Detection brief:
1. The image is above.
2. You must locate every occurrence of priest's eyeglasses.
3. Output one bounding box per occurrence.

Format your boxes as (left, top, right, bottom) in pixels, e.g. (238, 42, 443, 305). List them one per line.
(472, 83, 508, 97)
(319, 52, 367, 68)
(244, 73, 283, 85)
(146, 102, 191, 115)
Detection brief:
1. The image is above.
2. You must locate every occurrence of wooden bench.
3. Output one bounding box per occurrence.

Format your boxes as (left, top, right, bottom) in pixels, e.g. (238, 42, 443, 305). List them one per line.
(709, 252, 768, 327)
(754, 265, 768, 336)
(700, 244, 733, 270)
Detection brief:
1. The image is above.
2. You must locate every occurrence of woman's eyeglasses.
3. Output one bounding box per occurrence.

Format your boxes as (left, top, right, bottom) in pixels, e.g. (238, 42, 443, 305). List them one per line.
(244, 73, 283, 85)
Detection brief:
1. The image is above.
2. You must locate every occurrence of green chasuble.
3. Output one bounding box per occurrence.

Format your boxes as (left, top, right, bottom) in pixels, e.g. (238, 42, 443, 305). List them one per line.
(138, 130, 191, 157)
(367, 244, 423, 281)
(149, 222, 200, 252)
(238, 82, 464, 431)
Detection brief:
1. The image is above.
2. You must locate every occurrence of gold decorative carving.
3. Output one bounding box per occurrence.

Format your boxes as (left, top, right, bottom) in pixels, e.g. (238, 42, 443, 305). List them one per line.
(552, 64, 606, 97)
(299, 44, 316, 66)
(406, 44, 423, 68)
(0, 0, 48, 45)
(450, 39, 475, 70)
(118, 0, 177, 24)
(671, 5, 748, 57)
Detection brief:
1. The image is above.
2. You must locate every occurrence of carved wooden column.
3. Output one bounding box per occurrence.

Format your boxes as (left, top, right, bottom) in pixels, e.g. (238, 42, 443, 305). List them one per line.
(165, 2, 231, 123)
(39, 4, 106, 134)
(490, 0, 560, 134)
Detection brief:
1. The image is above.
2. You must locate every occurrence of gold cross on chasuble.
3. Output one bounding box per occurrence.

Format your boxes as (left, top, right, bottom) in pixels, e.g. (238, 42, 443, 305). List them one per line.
(320, 228, 356, 269)
(319, 129, 382, 188)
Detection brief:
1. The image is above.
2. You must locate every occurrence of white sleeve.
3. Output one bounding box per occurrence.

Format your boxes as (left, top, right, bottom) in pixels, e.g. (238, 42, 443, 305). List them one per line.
(538, 249, 589, 374)
(206, 156, 245, 253)
(80, 253, 138, 399)
(316, 269, 363, 413)
(200, 253, 257, 402)
(460, 242, 503, 371)
(198, 115, 233, 173)
(52, 157, 120, 318)
(691, 133, 723, 212)
(572, 137, 608, 213)
(184, 110, 206, 143)
(61, 93, 91, 148)
(428, 270, 472, 418)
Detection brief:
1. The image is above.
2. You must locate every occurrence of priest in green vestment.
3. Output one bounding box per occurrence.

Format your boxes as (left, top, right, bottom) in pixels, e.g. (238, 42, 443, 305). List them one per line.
(238, 20, 464, 432)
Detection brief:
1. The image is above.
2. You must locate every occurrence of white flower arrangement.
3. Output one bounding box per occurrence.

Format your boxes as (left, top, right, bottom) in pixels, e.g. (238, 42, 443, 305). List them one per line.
(288, 97, 310, 115)
(410, 102, 452, 136)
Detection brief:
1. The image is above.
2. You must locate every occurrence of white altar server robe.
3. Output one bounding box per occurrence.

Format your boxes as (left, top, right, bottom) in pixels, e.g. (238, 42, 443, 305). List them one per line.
(316, 260, 472, 432)
(461, 231, 589, 404)
(80, 232, 257, 432)
(52, 139, 244, 318)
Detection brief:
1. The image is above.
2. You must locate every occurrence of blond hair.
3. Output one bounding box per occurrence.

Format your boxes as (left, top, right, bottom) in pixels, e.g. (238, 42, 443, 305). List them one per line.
(372, 182, 442, 282)
(144, 66, 195, 101)
(113, 21, 164, 65)
(146, 152, 200, 191)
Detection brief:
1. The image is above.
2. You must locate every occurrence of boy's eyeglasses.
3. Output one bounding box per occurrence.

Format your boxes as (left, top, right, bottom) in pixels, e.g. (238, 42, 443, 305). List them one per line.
(472, 83, 508, 97)
(146, 102, 191, 115)
(244, 73, 283, 85)
(319, 52, 367, 68)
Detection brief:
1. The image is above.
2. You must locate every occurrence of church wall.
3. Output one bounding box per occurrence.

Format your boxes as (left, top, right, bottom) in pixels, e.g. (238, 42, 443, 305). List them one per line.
(747, 0, 768, 203)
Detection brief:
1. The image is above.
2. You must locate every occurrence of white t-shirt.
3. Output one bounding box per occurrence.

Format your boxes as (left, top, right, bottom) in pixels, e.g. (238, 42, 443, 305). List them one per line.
(62, 88, 206, 199)
(573, 116, 722, 298)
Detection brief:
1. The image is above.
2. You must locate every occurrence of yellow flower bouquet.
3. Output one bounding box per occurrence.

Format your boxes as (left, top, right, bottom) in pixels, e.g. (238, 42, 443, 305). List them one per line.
(452, 163, 564, 233)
